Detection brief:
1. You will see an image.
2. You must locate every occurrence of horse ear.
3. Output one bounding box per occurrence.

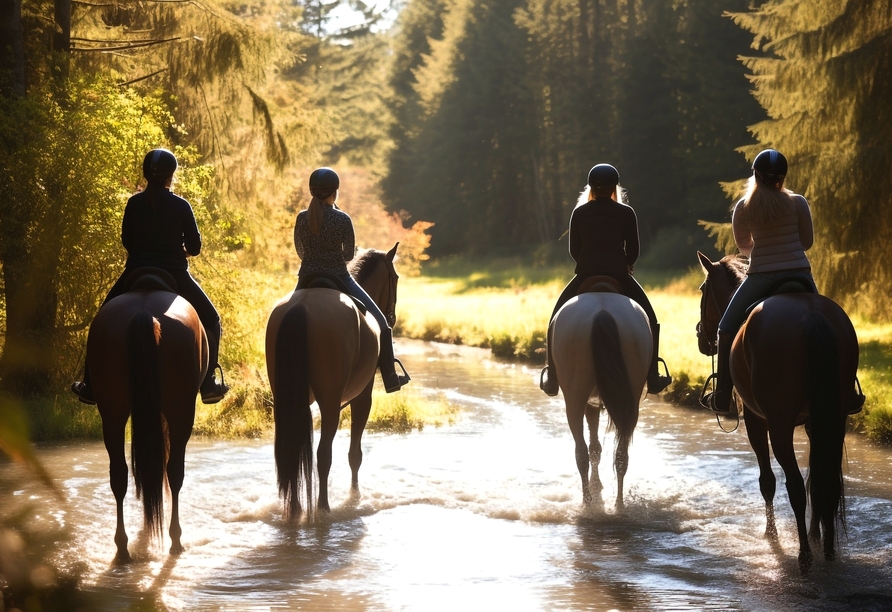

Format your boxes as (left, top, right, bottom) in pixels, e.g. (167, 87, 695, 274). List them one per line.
(696, 251, 713, 273)
(386, 242, 399, 263)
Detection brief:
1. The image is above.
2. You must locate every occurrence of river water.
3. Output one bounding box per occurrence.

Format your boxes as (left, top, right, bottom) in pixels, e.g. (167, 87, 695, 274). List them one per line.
(2, 339, 892, 611)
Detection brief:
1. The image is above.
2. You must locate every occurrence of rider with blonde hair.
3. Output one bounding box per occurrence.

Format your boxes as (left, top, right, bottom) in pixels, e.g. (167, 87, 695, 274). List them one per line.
(294, 167, 410, 393)
(702, 149, 817, 415)
(540, 163, 671, 397)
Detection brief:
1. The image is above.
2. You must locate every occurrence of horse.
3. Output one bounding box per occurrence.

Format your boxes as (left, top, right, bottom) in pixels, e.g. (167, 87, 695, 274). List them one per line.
(87, 269, 208, 563)
(550, 285, 652, 509)
(696, 251, 860, 571)
(266, 244, 400, 519)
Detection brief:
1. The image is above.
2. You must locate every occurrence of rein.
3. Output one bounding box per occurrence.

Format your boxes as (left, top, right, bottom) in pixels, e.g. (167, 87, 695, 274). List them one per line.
(698, 270, 741, 433)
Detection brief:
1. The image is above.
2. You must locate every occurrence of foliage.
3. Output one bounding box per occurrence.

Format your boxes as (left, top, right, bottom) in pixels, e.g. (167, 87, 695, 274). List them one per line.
(728, 0, 892, 318)
(384, 0, 763, 260)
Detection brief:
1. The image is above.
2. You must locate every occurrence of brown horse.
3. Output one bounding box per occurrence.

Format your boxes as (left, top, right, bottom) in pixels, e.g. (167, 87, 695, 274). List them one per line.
(696, 252, 859, 571)
(88, 271, 208, 563)
(266, 244, 400, 518)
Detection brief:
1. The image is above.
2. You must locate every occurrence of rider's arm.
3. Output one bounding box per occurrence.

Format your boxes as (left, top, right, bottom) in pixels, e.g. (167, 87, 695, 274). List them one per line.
(568, 208, 580, 263)
(342, 214, 356, 262)
(182, 201, 202, 257)
(732, 200, 754, 257)
(624, 206, 640, 268)
(795, 195, 814, 251)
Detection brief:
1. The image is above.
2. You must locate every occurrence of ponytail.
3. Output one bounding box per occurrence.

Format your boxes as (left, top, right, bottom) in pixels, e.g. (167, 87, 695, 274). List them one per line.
(740, 174, 795, 226)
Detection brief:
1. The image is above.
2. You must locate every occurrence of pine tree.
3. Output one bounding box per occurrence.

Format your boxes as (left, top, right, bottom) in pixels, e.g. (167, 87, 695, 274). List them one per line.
(730, 0, 892, 316)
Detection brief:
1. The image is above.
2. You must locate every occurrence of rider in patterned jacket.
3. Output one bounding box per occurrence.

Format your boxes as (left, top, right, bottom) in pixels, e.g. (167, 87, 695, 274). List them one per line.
(294, 167, 410, 393)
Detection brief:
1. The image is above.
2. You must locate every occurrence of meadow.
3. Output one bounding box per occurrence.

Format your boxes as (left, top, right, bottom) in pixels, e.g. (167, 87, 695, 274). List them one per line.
(395, 258, 892, 445)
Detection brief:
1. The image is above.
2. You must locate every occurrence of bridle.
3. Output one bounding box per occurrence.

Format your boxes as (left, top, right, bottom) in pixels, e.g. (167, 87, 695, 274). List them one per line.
(696, 267, 736, 357)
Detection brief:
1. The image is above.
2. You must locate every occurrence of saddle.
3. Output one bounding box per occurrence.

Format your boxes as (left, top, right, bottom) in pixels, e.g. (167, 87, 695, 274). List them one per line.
(296, 272, 367, 315)
(124, 267, 179, 293)
(576, 275, 624, 295)
(743, 273, 816, 318)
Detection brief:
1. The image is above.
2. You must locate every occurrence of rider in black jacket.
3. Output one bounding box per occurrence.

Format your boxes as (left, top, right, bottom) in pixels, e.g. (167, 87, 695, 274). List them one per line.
(71, 149, 229, 405)
(540, 163, 671, 397)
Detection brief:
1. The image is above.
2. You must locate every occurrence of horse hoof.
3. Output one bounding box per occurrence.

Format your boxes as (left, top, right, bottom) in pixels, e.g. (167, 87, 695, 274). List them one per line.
(113, 551, 133, 566)
(170, 543, 185, 556)
(798, 550, 813, 573)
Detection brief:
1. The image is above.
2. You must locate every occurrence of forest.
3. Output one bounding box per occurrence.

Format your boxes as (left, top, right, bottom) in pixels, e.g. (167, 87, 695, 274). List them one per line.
(1, 0, 891, 409)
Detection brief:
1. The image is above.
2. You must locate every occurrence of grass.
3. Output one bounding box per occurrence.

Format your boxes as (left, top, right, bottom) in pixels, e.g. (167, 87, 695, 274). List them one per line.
(396, 261, 892, 445)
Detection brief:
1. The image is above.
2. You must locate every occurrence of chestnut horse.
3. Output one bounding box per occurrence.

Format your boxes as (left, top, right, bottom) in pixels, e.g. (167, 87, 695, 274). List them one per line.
(266, 244, 399, 518)
(88, 270, 208, 562)
(550, 289, 651, 509)
(697, 252, 860, 571)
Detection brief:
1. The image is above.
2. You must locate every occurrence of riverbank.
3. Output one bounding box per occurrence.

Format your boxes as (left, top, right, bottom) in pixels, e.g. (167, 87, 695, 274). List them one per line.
(395, 262, 892, 445)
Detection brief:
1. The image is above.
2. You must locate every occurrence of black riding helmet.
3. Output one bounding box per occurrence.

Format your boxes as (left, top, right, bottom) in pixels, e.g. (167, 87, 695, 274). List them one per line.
(143, 148, 178, 184)
(309, 167, 340, 199)
(587, 164, 620, 192)
(752, 149, 787, 183)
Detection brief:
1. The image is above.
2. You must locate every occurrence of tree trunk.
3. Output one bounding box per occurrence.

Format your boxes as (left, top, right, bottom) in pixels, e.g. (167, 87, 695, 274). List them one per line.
(0, 0, 26, 96)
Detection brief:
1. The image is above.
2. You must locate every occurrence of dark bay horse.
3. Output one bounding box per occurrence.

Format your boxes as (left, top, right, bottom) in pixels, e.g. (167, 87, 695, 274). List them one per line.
(88, 271, 208, 562)
(697, 252, 860, 571)
(266, 244, 399, 518)
(550, 289, 651, 509)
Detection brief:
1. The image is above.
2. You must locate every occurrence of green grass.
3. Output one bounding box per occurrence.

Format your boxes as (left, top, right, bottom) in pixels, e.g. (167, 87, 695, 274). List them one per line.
(397, 262, 892, 445)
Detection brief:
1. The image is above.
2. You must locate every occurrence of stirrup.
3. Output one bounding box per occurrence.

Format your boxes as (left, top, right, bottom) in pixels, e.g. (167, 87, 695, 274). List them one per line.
(647, 358, 672, 394)
(849, 376, 865, 415)
(698, 373, 726, 412)
(70, 381, 96, 405)
(539, 366, 559, 396)
(200, 364, 229, 404)
(394, 358, 411, 386)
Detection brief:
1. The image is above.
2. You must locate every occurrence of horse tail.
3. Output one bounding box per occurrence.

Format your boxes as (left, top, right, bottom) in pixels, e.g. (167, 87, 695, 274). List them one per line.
(274, 304, 315, 520)
(591, 310, 637, 468)
(128, 309, 166, 540)
(805, 311, 847, 543)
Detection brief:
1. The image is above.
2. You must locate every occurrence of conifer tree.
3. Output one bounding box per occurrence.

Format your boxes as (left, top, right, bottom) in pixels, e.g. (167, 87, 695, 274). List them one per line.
(730, 0, 892, 316)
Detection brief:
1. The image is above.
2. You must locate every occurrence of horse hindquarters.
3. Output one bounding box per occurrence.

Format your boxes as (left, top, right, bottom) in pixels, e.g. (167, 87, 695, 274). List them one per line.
(805, 311, 846, 560)
(128, 310, 166, 540)
(273, 304, 315, 520)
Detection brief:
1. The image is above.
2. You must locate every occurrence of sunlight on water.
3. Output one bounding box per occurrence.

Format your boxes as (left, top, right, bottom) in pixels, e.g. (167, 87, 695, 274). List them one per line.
(2, 339, 892, 610)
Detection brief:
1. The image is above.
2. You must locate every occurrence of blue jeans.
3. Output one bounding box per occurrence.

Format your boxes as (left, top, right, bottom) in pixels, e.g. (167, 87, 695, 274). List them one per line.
(718, 271, 817, 335)
(338, 273, 391, 332)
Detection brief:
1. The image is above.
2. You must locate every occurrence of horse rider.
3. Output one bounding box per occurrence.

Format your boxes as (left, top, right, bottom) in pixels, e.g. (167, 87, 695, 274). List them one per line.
(539, 163, 672, 397)
(701, 149, 817, 416)
(71, 148, 230, 405)
(294, 167, 410, 393)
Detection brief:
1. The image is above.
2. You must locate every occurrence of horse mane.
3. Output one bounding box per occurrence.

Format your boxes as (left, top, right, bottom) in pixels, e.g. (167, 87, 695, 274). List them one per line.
(350, 248, 384, 285)
(718, 254, 748, 286)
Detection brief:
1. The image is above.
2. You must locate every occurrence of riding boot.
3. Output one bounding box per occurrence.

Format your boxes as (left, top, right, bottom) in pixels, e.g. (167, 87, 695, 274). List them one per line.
(646, 323, 672, 394)
(71, 365, 96, 405)
(200, 321, 229, 404)
(704, 330, 734, 415)
(379, 326, 411, 393)
(539, 325, 559, 396)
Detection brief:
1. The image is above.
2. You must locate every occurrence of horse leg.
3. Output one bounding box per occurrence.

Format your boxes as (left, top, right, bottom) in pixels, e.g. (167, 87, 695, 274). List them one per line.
(102, 415, 132, 564)
(613, 421, 630, 512)
(566, 398, 591, 504)
(743, 406, 777, 540)
(317, 405, 339, 513)
(348, 382, 374, 492)
(166, 422, 191, 556)
(584, 402, 603, 497)
(769, 424, 812, 571)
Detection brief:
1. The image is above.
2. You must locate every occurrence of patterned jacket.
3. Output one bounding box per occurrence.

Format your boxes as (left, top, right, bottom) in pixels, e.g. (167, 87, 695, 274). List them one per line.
(294, 205, 355, 276)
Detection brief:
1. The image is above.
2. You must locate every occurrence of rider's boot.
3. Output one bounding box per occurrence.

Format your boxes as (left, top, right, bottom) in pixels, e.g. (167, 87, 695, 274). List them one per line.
(71, 367, 96, 405)
(702, 330, 734, 416)
(379, 327, 410, 393)
(646, 323, 672, 394)
(539, 325, 559, 396)
(200, 322, 229, 404)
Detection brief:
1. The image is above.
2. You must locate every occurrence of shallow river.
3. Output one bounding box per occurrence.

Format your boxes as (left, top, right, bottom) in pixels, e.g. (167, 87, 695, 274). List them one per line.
(3, 339, 892, 611)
